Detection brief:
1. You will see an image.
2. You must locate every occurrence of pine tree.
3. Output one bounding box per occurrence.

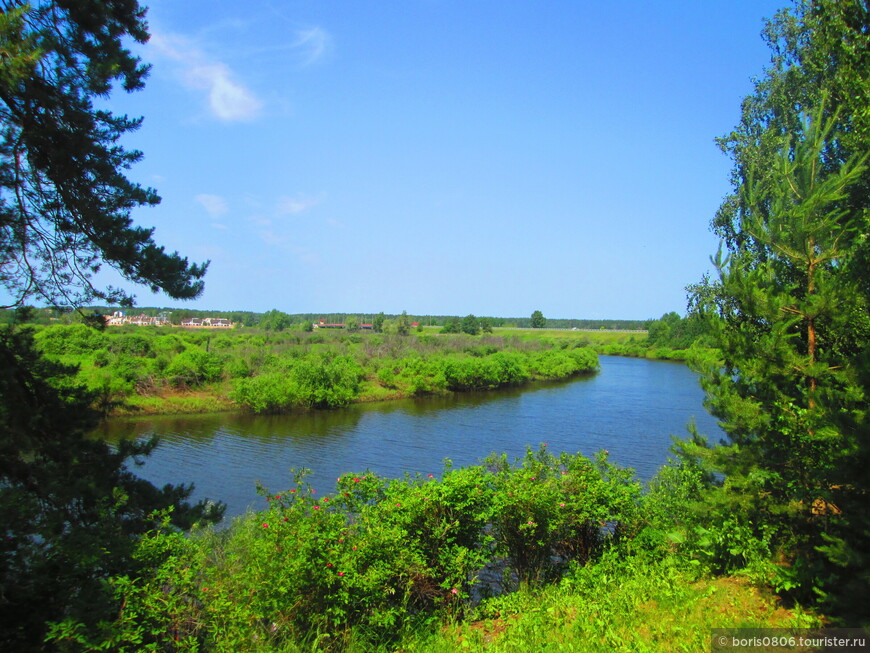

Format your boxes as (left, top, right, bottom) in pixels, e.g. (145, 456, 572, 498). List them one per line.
(0, 3, 222, 647)
(685, 0, 870, 621)
(0, 0, 208, 309)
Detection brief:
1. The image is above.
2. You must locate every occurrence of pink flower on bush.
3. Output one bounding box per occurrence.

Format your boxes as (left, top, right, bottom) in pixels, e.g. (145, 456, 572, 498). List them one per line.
(262, 523, 269, 528)
(427, 474, 434, 478)
(559, 503, 566, 507)
(451, 588, 458, 595)
(353, 477, 360, 483)
(326, 563, 332, 568)
(313, 505, 321, 510)
(323, 497, 329, 502)
(338, 571, 345, 576)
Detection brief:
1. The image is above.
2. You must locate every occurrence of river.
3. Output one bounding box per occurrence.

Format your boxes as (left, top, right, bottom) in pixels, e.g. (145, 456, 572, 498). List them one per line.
(94, 355, 723, 519)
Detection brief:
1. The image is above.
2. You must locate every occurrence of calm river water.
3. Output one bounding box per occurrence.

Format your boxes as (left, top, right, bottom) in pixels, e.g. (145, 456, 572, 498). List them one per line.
(95, 356, 723, 519)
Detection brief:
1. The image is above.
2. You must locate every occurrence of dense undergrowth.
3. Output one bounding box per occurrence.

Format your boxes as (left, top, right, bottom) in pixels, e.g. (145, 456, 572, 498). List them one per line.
(31, 325, 602, 416)
(45, 446, 819, 651)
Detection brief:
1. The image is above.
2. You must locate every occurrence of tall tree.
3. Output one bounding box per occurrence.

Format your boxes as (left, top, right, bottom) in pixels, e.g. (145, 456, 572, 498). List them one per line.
(0, 0, 208, 309)
(686, 0, 870, 620)
(461, 313, 480, 335)
(373, 311, 386, 333)
(396, 310, 411, 336)
(0, 2, 222, 648)
(530, 310, 546, 328)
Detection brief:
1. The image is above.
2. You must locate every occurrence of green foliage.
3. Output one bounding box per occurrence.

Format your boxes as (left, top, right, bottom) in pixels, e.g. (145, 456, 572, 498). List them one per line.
(260, 309, 292, 332)
(231, 354, 364, 413)
(440, 317, 461, 334)
(646, 312, 713, 350)
(460, 314, 480, 336)
(530, 310, 546, 329)
(373, 311, 386, 333)
(396, 311, 411, 336)
(0, 0, 208, 308)
(0, 327, 224, 650)
(34, 323, 108, 355)
(685, 1, 870, 620)
(65, 448, 647, 651)
(165, 349, 225, 386)
(485, 448, 640, 585)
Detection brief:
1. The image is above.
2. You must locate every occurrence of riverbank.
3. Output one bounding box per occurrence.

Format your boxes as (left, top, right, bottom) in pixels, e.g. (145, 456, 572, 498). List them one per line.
(52, 447, 819, 651)
(32, 324, 610, 418)
(31, 323, 716, 418)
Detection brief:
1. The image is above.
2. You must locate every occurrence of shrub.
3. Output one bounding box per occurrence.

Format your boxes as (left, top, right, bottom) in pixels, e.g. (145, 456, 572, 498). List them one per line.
(34, 323, 107, 356)
(164, 349, 224, 386)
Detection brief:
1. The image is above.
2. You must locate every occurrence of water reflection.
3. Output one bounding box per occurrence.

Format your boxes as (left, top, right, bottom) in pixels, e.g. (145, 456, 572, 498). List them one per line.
(96, 357, 721, 519)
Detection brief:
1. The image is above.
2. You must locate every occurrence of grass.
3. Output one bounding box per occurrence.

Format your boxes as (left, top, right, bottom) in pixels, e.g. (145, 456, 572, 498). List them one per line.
(393, 554, 819, 653)
(117, 387, 236, 416)
(492, 327, 647, 346)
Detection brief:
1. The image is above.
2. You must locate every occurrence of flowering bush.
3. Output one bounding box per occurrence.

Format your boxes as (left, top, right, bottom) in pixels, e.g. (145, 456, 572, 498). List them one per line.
(67, 449, 642, 650)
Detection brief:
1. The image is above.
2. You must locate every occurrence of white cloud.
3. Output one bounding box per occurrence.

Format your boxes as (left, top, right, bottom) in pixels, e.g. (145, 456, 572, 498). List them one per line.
(195, 193, 229, 217)
(188, 62, 262, 121)
(150, 31, 262, 122)
(276, 194, 321, 216)
(293, 27, 332, 66)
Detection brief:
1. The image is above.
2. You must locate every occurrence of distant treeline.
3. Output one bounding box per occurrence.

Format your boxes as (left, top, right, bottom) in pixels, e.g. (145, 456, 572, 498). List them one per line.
(1, 306, 650, 331)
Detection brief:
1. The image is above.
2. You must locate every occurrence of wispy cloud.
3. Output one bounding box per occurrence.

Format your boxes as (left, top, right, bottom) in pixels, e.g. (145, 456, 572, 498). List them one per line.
(276, 194, 321, 216)
(293, 27, 332, 66)
(150, 32, 262, 122)
(244, 193, 324, 252)
(195, 193, 229, 217)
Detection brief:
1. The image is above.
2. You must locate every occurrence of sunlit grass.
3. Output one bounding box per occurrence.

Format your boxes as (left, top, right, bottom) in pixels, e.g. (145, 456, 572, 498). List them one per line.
(395, 554, 818, 653)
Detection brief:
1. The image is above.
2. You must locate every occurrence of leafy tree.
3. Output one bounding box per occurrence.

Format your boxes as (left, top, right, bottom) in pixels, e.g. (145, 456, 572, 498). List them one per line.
(345, 315, 360, 332)
(530, 310, 546, 328)
(373, 311, 386, 333)
(461, 314, 480, 336)
(646, 311, 711, 350)
(685, 0, 870, 619)
(260, 308, 291, 332)
(440, 316, 461, 334)
(396, 310, 411, 336)
(480, 317, 493, 334)
(0, 0, 208, 309)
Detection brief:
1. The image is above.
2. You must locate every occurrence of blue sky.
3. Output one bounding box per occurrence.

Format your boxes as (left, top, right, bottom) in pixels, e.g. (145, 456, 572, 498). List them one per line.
(97, 0, 786, 320)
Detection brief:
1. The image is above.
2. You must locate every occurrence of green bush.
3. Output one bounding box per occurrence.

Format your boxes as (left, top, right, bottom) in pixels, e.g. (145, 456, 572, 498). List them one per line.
(74, 449, 642, 650)
(232, 354, 363, 413)
(34, 323, 107, 355)
(165, 349, 224, 386)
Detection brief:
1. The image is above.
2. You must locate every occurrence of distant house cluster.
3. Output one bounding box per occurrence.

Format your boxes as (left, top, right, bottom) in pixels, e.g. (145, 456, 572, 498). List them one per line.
(105, 311, 169, 327)
(103, 311, 233, 328)
(180, 317, 232, 328)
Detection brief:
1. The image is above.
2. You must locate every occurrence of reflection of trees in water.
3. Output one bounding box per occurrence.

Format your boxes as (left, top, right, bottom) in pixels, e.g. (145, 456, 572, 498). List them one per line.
(95, 376, 596, 446)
